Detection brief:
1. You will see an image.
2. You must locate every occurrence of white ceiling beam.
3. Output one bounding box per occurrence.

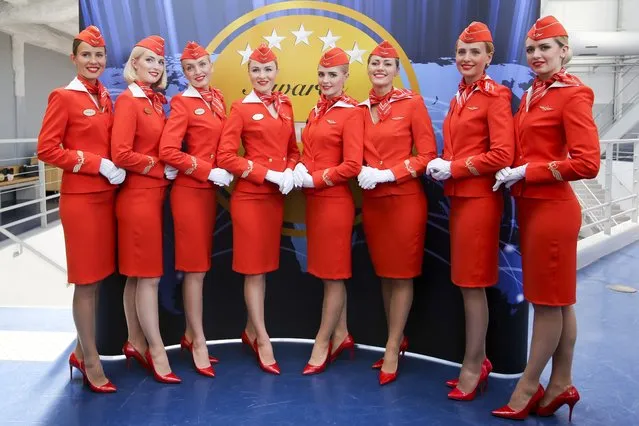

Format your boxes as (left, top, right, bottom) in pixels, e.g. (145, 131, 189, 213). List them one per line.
(0, 24, 72, 56)
(0, 0, 78, 25)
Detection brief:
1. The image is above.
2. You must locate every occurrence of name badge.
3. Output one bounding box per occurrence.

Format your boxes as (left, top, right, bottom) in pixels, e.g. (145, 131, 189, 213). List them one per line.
(83, 109, 96, 117)
(194, 108, 206, 116)
(252, 113, 264, 121)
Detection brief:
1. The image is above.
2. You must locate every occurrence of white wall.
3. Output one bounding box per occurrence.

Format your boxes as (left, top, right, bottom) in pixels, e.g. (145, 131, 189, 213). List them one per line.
(0, 31, 75, 166)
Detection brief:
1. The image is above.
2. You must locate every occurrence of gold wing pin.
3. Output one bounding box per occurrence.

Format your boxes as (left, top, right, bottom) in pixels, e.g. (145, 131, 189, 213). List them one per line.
(326, 119, 337, 124)
(467, 106, 479, 111)
(539, 105, 554, 111)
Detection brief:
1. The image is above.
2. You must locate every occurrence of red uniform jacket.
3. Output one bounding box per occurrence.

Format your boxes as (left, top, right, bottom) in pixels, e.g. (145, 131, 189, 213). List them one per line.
(360, 94, 437, 197)
(216, 90, 300, 194)
(159, 85, 226, 188)
(442, 81, 515, 196)
(37, 77, 113, 194)
(511, 84, 600, 199)
(111, 83, 169, 189)
(301, 101, 364, 197)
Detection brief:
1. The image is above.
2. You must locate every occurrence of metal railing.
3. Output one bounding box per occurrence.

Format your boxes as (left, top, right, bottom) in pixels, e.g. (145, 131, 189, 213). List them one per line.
(594, 60, 639, 136)
(574, 139, 639, 235)
(0, 138, 64, 272)
(1, 138, 639, 272)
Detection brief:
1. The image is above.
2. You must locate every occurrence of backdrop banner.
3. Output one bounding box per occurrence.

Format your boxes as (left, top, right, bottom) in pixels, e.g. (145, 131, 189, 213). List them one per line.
(82, 0, 539, 374)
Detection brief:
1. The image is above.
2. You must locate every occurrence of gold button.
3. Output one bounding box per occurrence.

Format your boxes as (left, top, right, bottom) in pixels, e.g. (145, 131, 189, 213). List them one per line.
(283, 157, 286, 161)
(379, 160, 383, 165)
(210, 154, 214, 159)
(268, 158, 273, 162)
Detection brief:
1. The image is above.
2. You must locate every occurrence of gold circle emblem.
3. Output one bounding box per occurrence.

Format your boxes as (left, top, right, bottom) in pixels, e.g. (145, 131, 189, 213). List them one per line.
(207, 2, 419, 236)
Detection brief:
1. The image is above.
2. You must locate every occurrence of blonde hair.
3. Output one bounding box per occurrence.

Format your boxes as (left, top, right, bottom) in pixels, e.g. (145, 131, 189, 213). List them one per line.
(123, 46, 167, 90)
(555, 36, 573, 65)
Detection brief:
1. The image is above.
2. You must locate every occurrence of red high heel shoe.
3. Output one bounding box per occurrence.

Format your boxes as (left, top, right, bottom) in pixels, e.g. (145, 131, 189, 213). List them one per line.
(447, 364, 491, 401)
(491, 384, 545, 420)
(446, 358, 493, 388)
(379, 359, 399, 386)
(122, 341, 149, 370)
(180, 335, 219, 364)
(372, 336, 408, 369)
(68, 353, 117, 393)
(179, 336, 215, 378)
(144, 350, 182, 384)
(253, 338, 280, 375)
(536, 385, 580, 422)
(241, 330, 256, 353)
(302, 342, 332, 375)
(329, 334, 355, 363)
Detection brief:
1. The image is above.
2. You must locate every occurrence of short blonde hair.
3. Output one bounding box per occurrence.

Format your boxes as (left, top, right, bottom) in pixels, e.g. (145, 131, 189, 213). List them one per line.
(123, 46, 167, 90)
(555, 36, 573, 65)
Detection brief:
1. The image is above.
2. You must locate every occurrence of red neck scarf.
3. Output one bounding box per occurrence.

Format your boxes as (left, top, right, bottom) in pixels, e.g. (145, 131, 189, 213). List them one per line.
(456, 73, 497, 112)
(257, 91, 291, 115)
(313, 92, 358, 121)
(528, 67, 582, 110)
(368, 87, 413, 122)
(77, 75, 111, 112)
(135, 80, 166, 115)
(196, 86, 226, 119)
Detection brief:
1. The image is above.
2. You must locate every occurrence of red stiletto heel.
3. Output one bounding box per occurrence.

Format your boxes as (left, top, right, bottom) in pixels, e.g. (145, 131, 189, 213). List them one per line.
(122, 341, 149, 370)
(446, 358, 493, 388)
(241, 330, 256, 354)
(536, 385, 580, 422)
(68, 352, 117, 393)
(144, 350, 182, 384)
(179, 335, 215, 377)
(491, 384, 545, 420)
(302, 342, 332, 375)
(372, 336, 408, 369)
(253, 338, 280, 375)
(329, 334, 355, 363)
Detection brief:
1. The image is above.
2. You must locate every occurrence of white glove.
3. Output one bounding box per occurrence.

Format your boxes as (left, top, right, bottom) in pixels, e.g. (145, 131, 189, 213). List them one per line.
(164, 164, 178, 180)
(99, 158, 117, 178)
(280, 168, 295, 195)
(99, 158, 126, 185)
(426, 158, 452, 181)
(265, 170, 283, 186)
(357, 166, 395, 190)
(208, 168, 233, 187)
(301, 172, 314, 188)
(108, 167, 126, 185)
(293, 163, 308, 188)
(492, 164, 527, 191)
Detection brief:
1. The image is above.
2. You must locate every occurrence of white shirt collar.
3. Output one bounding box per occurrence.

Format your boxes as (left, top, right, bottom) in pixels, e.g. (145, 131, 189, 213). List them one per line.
(333, 100, 355, 109)
(182, 84, 202, 98)
(65, 77, 100, 109)
(128, 82, 154, 106)
(242, 90, 263, 104)
(65, 77, 88, 93)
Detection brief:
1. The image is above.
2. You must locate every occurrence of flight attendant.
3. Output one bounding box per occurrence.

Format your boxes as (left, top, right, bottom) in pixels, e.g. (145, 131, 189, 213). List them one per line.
(217, 44, 300, 375)
(425, 22, 514, 401)
(491, 16, 599, 420)
(357, 41, 437, 385)
(292, 47, 363, 375)
(38, 25, 123, 393)
(159, 41, 233, 378)
(111, 35, 181, 384)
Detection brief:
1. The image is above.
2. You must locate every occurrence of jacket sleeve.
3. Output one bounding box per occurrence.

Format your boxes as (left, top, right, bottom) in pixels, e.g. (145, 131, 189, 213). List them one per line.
(159, 96, 212, 183)
(526, 86, 600, 183)
(111, 94, 164, 178)
(390, 96, 437, 183)
(286, 108, 300, 170)
(37, 90, 102, 175)
(312, 108, 363, 189)
(451, 87, 515, 178)
(216, 102, 268, 184)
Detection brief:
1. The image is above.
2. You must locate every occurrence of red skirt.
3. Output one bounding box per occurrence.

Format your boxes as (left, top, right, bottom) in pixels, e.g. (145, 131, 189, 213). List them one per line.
(59, 190, 116, 285)
(115, 186, 166, 278)
(516, 195, 581, 306)
(449, 195, 503, 287)
(171, 185, 216, 273)
(362, 193, 427, 279)
(230, 191, 284, 275)
(306, 194, 355, 280)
